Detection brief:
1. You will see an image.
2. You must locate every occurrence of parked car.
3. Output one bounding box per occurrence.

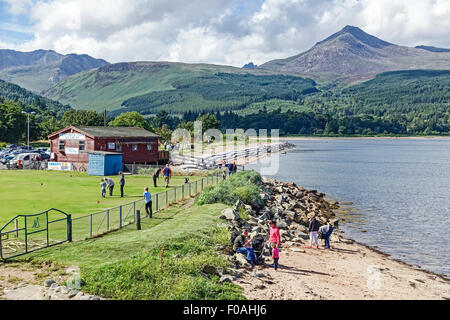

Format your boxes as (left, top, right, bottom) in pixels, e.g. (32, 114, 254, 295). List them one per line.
(9, 153, 38, 168)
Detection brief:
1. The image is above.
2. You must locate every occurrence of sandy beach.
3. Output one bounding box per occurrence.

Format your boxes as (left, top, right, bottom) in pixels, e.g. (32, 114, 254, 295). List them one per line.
(235, 237, 450, 300)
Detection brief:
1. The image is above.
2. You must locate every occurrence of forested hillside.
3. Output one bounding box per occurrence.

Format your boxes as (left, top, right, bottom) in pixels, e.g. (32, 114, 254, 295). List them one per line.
(0, 79, 71, 117)
(224, 70, 450, 135)
(114, 73, 318, 116)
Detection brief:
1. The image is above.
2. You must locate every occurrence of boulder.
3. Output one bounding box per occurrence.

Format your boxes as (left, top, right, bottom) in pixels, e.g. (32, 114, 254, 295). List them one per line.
(220, 208, 240, 220)
(219, 275, 234, 284)
(44, 279, 56, 288)
(202, 265, 218, 275)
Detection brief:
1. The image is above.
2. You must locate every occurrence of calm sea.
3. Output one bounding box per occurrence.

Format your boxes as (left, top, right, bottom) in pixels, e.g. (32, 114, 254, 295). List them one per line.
(246, 138, 450, 277)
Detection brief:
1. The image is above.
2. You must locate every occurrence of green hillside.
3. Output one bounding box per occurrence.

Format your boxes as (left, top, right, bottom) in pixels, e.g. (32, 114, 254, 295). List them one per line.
(42, 61, 316, 113)
(0, 79, 71, 117)
(223, 70, 450, 135)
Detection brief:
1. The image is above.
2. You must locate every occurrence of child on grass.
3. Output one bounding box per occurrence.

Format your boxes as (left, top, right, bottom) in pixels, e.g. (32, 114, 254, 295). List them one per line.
(100, 178, 107, 198)
(271, 242, 279, 271)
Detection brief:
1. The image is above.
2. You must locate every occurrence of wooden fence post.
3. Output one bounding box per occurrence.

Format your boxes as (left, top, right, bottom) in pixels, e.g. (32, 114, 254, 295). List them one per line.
(135, 210, 141, 230)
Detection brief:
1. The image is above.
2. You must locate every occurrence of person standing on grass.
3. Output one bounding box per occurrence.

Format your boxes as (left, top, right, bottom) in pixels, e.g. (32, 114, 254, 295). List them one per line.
(232, 161, 237, 174)
(152, 167, 161, 187)
(271, 242, 279, 271)
(308, 215, 320, 249)
(143, 187, 152, 218)
(222, 168, 227, 181)
(319, 222, 334, 249)
(162, 164, 171, 188)
(100, 179, 107, 198)
(104, 177, 115, 196)
(119, 171, 125, 198)
(267, 220, 281, 254)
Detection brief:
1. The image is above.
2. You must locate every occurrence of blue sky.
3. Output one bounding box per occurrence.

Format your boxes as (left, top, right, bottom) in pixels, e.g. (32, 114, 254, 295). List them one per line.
(0, 1, 34, 44)
(0, 0, 449, 66)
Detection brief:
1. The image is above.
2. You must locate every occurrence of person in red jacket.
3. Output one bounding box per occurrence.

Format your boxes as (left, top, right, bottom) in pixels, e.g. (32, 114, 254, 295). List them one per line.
(267, 220, 281, 255)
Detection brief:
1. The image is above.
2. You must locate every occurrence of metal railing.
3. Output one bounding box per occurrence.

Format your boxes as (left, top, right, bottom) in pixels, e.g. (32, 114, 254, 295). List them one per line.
(0, 171, 223, 260)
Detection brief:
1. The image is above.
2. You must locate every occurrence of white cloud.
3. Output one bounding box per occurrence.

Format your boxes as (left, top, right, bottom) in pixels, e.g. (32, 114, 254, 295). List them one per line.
(3, 0, 450, 66)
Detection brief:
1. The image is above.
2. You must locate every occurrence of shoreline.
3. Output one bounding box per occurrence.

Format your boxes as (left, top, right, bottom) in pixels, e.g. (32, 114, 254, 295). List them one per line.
(279, 136, 450, 141)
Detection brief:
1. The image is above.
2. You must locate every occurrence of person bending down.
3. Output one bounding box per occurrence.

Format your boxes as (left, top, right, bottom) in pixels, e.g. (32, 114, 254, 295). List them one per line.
(233, 229, 257, 268)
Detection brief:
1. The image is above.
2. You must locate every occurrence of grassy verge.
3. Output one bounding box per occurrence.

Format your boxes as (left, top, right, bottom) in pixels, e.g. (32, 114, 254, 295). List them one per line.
(16, 201, 245, 300)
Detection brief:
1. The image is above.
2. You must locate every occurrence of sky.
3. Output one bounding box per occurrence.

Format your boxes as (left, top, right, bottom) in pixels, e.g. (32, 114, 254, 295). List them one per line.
(0, 0, 449, 66)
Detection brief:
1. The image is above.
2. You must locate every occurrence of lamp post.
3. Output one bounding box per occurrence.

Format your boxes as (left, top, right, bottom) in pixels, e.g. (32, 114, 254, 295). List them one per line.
(22, 111, 36, 150)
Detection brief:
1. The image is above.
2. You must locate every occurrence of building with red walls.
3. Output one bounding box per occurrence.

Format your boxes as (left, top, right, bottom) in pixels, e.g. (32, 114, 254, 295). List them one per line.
(48, 126, 160, 170)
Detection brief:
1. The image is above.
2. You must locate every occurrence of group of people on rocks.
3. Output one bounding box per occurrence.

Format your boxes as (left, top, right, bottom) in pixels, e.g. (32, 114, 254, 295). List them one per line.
(233, 216, 334, 272)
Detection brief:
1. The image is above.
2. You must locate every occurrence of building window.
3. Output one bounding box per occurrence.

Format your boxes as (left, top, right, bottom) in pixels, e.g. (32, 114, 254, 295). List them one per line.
(116, 144, 122, 152)
(132, 144, 138, 151)
(146, 144, 152, 151)
(59, 140, 65, 151)
(108, 142, 115, 150)
(79, 141, 85, 151)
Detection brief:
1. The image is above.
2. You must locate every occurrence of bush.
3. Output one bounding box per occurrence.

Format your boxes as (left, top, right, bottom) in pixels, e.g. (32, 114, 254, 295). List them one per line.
(195, 170, 265, 207)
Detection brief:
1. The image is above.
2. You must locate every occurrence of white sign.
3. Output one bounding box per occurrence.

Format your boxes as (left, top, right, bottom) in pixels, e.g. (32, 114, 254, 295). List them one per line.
(65, 147, 79, 155)
(48, 162, 72, 171)
(59, 133, 86, 140)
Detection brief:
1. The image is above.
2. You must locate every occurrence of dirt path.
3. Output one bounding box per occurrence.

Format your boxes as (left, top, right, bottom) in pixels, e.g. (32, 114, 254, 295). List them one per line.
(235, 240, 450, 300)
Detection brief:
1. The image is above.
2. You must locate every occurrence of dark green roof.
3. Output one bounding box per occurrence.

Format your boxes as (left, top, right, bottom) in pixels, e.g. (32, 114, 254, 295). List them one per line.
(78, 126, 158, 138)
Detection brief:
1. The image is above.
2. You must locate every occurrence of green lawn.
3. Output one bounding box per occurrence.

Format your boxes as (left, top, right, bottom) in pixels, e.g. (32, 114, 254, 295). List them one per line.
(19, 201, 244, 299)
(0, 170, 202, 226)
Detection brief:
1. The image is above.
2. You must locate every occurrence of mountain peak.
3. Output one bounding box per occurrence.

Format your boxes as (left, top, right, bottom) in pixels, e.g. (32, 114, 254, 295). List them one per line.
(315, 25, 392, 49)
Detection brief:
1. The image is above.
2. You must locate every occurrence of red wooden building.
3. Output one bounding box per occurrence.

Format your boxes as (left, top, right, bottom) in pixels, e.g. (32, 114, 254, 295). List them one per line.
(48, 126, 160, 170)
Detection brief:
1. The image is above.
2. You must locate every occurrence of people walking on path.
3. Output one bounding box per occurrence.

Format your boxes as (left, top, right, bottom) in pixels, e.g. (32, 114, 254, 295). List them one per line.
(162, 164, 172, 188)
(308, 215, 320, 249)
(152, 167, 161, 187)
(119, 171, 125, 198)
(232, 161, 237, 174)
(233, 229, 257, 269)
(104, 177, 115, 196)
(100, 179, 107, 198)
(271, 242, 279, 271)
(319, 222, 334, 249)
(143, 187, 153, 218)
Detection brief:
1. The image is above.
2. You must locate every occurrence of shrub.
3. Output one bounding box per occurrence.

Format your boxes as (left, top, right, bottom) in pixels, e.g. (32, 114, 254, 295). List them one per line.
(195, 170, 265, 207)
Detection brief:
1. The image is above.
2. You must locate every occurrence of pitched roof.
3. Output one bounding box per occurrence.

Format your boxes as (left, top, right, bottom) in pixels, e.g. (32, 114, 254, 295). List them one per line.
(48, 126, 159, 139)
(78, 126, 159, 138)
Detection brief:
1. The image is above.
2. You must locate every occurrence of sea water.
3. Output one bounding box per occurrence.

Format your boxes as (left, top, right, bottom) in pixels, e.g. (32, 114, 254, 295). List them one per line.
(246, 138, 450, 277)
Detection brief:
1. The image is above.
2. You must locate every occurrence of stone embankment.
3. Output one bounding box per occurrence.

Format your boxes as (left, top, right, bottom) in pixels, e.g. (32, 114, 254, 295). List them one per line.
(217, 176, 343, 278)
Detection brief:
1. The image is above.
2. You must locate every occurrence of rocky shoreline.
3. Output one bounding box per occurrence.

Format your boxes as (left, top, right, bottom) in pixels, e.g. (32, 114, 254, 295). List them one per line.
(214, 176, 450, 298)
(218, 176, 344, 274)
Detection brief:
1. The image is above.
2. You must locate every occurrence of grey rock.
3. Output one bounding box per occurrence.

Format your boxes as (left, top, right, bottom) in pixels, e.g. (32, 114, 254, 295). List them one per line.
(90, 296, 100, 300)
(74, 292, 85, 299)
(220, 208, 240, 220)
(219, 275, 234, 284)
(251, 272, 265, 278)
(202, 265, 218, 275)
(44, 279, 56, 287)
(50, 283, 59, 290)
(67, 290, 79, 298)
